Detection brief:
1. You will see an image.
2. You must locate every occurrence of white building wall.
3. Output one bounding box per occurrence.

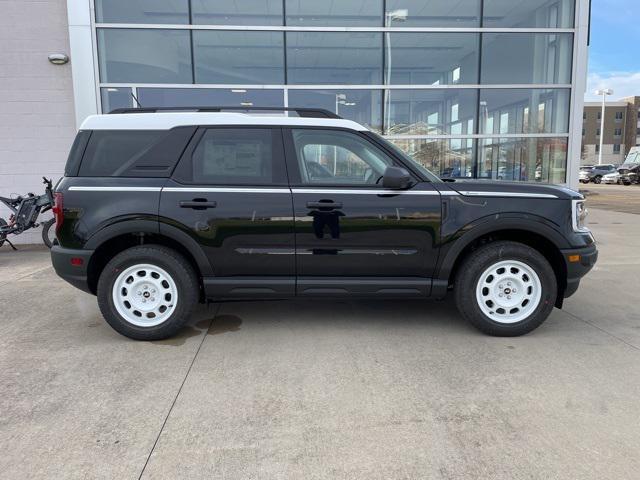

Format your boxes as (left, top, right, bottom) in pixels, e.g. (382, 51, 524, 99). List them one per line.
(0, 0, 76, 244)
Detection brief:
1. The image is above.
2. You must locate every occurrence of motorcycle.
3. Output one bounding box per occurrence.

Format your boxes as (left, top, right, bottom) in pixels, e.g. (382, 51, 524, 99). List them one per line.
(0, 177, 56, 250)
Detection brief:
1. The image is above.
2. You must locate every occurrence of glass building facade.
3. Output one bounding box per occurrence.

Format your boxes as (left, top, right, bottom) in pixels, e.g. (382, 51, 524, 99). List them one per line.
(93, 0, 578, 183)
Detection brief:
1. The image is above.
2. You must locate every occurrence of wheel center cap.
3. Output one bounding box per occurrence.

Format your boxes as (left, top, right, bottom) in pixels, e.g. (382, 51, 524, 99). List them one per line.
(143, 291, 150, 298)
(504, 287, 512, 295)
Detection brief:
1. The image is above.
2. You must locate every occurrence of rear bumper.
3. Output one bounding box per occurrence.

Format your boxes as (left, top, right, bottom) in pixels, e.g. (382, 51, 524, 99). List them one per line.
(51, 246, 94, 294)
(560, 244, 598, 298)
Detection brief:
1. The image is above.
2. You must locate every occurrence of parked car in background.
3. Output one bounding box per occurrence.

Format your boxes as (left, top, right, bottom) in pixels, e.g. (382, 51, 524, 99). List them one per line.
(578, 166, 594, 184)
(579, 164, 617, 184)
(616, 147, 640, 185)
(620, 164, 640, 185)
(602, 171, 621, 184)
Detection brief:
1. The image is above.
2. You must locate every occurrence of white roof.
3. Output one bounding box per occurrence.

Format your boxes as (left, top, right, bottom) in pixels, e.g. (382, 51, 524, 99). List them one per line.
(80, 112, 368, 131)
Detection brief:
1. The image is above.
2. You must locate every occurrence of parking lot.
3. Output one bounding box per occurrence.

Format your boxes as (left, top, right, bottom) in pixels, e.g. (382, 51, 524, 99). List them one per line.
(1, 191, 640, 479)
(580, 183, 640, 215)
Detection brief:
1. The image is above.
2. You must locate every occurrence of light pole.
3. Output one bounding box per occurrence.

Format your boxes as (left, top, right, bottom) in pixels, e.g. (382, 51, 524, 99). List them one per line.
(595, 88, 613, 165)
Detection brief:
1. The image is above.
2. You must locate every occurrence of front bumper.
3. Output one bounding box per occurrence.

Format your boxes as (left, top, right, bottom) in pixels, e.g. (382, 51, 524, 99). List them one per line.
(560, 244, 598, 298)
(51, 246, 94, 294)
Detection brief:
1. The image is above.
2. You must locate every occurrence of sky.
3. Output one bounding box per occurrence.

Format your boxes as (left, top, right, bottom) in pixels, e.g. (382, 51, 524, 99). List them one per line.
(584, 0, 640, 101)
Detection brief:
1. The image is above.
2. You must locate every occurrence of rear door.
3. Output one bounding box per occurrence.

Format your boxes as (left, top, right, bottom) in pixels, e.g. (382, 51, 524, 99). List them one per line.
(160, 126, 295, 298)
(284, 127, 441, 297)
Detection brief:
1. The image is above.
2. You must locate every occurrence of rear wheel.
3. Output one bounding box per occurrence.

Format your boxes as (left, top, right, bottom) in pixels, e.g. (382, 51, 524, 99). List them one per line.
(454, 241, 557, 336)
(41, 218, 55, 248)
(593, 175, 602, 184)
(97, 245, 198, 340)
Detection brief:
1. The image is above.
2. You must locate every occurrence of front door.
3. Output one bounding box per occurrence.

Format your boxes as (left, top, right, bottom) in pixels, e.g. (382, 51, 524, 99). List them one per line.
(160, 126, 295, 297)
(284, 128, 441, 296)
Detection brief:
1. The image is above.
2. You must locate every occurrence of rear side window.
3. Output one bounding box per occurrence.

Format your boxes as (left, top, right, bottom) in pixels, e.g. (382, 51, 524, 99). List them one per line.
(64, 130, 91, 176)
(174, 128, 287, 185)
(79, 130, 163, 176)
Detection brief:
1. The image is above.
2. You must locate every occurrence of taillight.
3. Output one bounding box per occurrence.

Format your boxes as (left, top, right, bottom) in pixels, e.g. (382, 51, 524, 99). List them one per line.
(52, 192, 63, 232)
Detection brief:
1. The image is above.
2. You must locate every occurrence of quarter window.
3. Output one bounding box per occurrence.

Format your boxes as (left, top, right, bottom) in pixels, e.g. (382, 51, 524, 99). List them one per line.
(79, 130, 163, 177)
(291, 129, 393, 185)
(186, 128, 285, 185)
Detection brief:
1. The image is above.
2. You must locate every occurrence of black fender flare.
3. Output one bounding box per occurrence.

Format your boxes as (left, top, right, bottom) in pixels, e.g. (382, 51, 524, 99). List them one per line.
(84, 218, 213, 276)
(436, 214, 570, 284)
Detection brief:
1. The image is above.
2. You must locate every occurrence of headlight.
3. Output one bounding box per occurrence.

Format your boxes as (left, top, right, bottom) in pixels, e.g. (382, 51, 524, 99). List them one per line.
(572, 199, 589, 232)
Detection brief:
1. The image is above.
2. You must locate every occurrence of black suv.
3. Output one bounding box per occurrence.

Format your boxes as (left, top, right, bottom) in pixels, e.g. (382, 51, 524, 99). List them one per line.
(51, 107, 597, 340)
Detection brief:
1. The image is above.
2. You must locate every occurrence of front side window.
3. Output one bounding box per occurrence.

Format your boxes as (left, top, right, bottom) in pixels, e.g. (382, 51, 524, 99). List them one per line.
(291, 129, 393, 185)
(184, 128, 284, 185)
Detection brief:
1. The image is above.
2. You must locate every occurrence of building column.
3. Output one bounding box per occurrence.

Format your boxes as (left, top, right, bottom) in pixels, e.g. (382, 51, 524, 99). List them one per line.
(67, 0, 99, 129)
(567, 0, 591, 190)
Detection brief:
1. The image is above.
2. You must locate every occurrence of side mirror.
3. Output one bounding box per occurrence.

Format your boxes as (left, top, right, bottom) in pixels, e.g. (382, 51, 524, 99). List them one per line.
(381, 166, 412, 190)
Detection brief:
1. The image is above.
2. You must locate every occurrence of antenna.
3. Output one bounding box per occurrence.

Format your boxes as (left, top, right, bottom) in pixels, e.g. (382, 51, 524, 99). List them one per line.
(130, 92, 143, 108)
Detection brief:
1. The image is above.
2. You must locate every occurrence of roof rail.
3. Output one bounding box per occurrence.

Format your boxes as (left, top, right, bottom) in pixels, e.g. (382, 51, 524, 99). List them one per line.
(108, 106, 342, 119)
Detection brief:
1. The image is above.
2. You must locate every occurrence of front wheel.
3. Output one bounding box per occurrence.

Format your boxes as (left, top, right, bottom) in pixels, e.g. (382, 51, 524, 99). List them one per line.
(97, 245, 198, 340)
(41, 218, 56, 248)
(454, 241, 557, 336)
(593, 176, 602, 184)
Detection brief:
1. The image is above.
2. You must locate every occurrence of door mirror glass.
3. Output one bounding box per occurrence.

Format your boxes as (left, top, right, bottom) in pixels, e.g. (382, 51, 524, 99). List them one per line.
(382, 166, 412, 189)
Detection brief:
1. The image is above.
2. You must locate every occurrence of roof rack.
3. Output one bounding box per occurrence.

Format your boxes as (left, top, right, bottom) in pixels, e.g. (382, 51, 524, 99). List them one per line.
(108, 106, 342, 119)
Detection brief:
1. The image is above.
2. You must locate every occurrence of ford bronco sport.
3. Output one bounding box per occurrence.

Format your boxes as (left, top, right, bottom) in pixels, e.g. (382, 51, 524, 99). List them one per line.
(51, 107, 597, 340)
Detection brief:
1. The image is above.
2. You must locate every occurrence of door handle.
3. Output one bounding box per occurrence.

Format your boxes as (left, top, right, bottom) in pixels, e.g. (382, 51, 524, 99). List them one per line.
(306, 201, 343, 209)
(179, 199, 217, 209)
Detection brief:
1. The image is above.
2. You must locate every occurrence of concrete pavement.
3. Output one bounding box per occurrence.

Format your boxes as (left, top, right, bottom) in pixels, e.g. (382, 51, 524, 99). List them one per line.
(1, 208, 639, 479)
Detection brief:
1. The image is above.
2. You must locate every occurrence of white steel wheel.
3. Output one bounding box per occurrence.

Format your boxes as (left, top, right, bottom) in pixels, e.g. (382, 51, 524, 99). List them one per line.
(475, 260, 542, 324)
(112, 263, 178, 327)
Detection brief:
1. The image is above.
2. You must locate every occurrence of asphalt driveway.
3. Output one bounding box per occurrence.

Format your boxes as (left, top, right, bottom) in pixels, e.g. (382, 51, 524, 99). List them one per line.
(1, 207, 639, 479)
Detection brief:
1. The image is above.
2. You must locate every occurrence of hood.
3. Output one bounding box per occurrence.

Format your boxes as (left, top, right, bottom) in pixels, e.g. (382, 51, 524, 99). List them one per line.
(443, 180, 582, 200)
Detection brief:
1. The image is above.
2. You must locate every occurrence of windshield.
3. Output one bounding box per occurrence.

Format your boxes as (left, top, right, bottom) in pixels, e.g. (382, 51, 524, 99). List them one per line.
(367, 132, 441, 182)
(622, 150, 640, 167)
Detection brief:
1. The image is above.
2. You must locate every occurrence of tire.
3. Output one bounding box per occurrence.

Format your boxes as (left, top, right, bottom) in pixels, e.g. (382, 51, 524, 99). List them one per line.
(97, 245, 198, 340)
(454, 241, 557, 337)
(41, 218, 55, 248)
(0, 218, 7, 247)
(593, 176, 602, 184)
(579, 180, 588, 184)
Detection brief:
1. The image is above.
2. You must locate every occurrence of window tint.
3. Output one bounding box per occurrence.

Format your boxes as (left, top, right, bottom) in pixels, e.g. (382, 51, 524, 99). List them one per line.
(95, 0, 189, 24)
(188, 128, 283, 185)
(192, 0, 283, 25)
(97, 29, 192, 84)
(193, 31, 284, 84)
(385, 33, 479, 85)
(288, 89, 383, 133)
(292, 129, 393, 185)
(483, 0, 574, 28)
(79, 130, 163, 177)
(479, 89, 570, 134)
(286, 32, 382, 84)
(286, 0, 382, 26)
(481, 33, 573, 84)
(385, 0, 480, 27)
